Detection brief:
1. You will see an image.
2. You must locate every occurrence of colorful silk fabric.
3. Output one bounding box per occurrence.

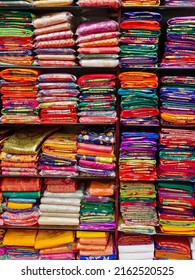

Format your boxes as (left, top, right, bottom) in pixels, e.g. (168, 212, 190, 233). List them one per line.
(38, 73, 79, 123)
(164, 0, 195, 6)
(76, 19, 119, 67)
(158, 128, 195, 180)
(0, 229, 7, 260)
(119, 11, 161, 68)
(118, 72, 159, 125)
(122, 0, 160, 5)
(159, 76, 195, 127)
(161, 16, 195, 67)
(77, 0, 121, 8)
(77, 74, 117, 124)
(33, 0, 73, 6)
(0, 68, 40, 124)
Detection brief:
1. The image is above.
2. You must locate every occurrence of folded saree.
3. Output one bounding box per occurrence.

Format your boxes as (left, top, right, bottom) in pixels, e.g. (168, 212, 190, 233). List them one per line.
(122, 0, 160, 5)
(77, 0, 121, 8)
(3, 229, 37, 247)
(34, 0, 73, 6)
(164, 0, 195, 6)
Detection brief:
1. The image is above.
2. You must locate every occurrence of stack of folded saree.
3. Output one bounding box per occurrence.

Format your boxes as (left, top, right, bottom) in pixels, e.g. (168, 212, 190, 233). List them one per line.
(0, 10, 35, 66)
(77, 74, 117, 124)
(158, 128, 195, 180)
(119, 132, 159, 181)
(0, 126, 57, 176)
(0, 178, 41, 226)
(157, 182, 195, 235)
(77, 0, 121, 8)
(38, 131, 78, 176)
(161, 16, 195, 67)
(76, 19, 120, 67)
(0, 1, 33, 7)
(164, 0, 195, 6)
(119, 182, 158, 234)
(118, 72, 159, 125)
(33, 0, 73, 6)
(0, 68, 40, 124)
(154, 235, 191, 260)
(118, 233, 154, 260)
(121, 0, 160, 6)
(159, 76, 195, 127)
(38, 73, 79, 124)
(77, 127, 116, 177)
(76, 231, 116, 260)
(80, 181, 115, 230)
(35, 230, 77, 260)
(33, 11, 76, 67)
(189, 237, 195, 259)
(0, 229, 7, 260)
(119, 11, 161, 68)
(3, 229, 39, 260)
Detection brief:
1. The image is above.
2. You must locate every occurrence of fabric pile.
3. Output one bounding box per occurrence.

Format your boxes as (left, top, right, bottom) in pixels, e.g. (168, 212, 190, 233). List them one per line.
(0, 10, 35, 66)
(121, 0, 160, 6)
(77, 74, 117, 124)
(76, 0, 121, 8)
(118, 233, 154, 260)
(80, 181, 115, 230)
(0, 178, 41, 226)
(33, 0, 73, 6)
(35, 230, 77, 260)
(119, 11, 161, 68)
(119, 132, 159, 181)
(157, 182, 195, 235)
(0, 1, 33, 7)
(158, 128, 195, 180)
(76, 231, 116, 260)
(38, 73, 79, 124)
(159, 76, 195, 127)
(154, 235, 192, 260)
(118, 72, 159, 125)
(0, 229, 7, 260)
(3, 229, 39, 260)
(76, 19, 120, 67)
(33, 11, 76, 67)
(161, 16, 195, 67)
(0, 68, 40, 124)
(119, 182, 158, 234)
(38, 131, 78, 177)
(77, 127, 116, 177)
(164, 0, 195, 6)
(189, 237, 195, 260)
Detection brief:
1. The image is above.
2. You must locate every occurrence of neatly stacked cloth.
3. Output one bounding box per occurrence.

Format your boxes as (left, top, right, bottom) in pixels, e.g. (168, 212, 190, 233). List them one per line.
(121, 0, 160, 5)
(119, 182, 158, 234)
(164, 0, 195, 6)
(159, 76, 195, 127)
(76, 231, 116, 260)
(157, 182, 195, 235)
(118, 72, 159, 125)
(35, 230, 77, 260)
(33, 11, 76, 67)
(38, 73, 79, 124)
(77, 127, 116, 177)
(76, 19, 120, 67)
(189, 237, 195, 260)
(0, 10, 35, 66)
(119, 11, 161, 68)
(0, 229, 7, 260)
(118, 233, 154, 260)
(80, 181, 115, 230)
(158, 128, 195, 180)
(38, 131, 78, 177)
(0, 1, 33, 6)
(33, 0, 73, 6)
(0, 178, 41, 226)
(43, 178, 78, 193)
(0, 68, 40, 124)
(119, 132, 159, 181)
(0, 126, 57, 176)
(76, 0, 121, 8)
(161, 16, 195, 67)
(3, 229, 39, 260)
(77, 74, 117, 124)
(154, 236, 192, 260)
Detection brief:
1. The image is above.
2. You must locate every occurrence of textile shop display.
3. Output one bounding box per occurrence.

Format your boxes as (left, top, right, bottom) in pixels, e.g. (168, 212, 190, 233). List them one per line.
(157, 182, 195, 235)
(33, 0, 73, 6)
(118, 182, 158, 234)
(76, 19, 120, 67)
(118, 233, 154, 260)
(118, 72, 159, 125)
(159, 76, 195, 127)
(154, 235, 192, 260)
(189, 237, 195, 260)
(38, 131, 78, 176)
(164, 1, 195, 6)
(119, 11, 161, 68)
(76, 0, 121, 8)
(77, 127, 116, 177)
(0, 10, 35, 66)
(77, 74, 117, 124)
(79, 181, 115, 230)
(119, 132, 159, 181)
(76, 231, 116, 260)
(121, 0, 160, 6)
(33, 11, 76, 67)
(161, 16, 195, 67)
(38, 73, 79, 123)
(0, 229, 7, 260)
(0, 68, 40, 124)
(158, 128, 195, 180)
